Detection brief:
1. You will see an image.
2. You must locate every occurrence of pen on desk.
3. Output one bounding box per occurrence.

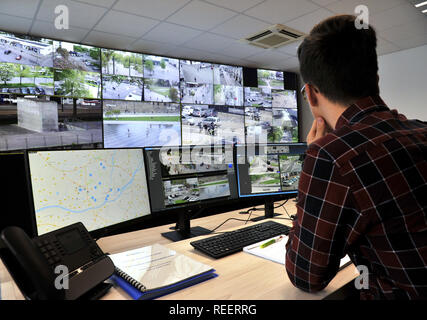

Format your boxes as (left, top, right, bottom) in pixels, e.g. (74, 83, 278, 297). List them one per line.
(260, 235, 283, 249)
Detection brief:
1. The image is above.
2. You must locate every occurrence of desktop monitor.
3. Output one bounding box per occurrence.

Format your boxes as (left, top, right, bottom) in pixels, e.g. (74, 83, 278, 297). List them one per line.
(27, 148, 151, 237)
(236, 143, 306, 209)
(144, 145, 238, 240)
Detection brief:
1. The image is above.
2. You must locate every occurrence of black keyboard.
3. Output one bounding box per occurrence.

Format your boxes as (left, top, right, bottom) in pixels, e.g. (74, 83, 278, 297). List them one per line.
(190, 221, 290, 259)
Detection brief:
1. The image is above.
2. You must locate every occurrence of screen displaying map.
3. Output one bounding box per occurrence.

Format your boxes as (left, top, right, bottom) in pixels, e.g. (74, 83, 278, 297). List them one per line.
(28, 148, 151, 235)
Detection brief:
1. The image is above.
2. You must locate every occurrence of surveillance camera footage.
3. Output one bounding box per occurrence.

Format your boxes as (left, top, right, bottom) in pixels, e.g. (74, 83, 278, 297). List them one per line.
(181, 104, 244, 145)
(102, 75, 143, 101)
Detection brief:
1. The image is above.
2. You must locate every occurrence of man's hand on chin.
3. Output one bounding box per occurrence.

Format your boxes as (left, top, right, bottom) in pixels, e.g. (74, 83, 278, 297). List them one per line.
(307, 117, 329, 145)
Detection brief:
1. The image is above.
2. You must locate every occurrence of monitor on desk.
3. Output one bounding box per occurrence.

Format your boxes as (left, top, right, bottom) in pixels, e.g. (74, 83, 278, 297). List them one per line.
(236, 143, 306, 218)
(144, 145, 238, 241)
(26, 148, 151, 238)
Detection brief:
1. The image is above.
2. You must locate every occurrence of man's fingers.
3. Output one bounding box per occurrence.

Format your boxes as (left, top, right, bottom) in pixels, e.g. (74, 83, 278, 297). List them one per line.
(315, 117, 326, 140)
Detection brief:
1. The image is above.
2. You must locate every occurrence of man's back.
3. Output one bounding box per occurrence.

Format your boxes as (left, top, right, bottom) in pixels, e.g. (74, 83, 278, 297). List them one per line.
(286, 96, 427, 299)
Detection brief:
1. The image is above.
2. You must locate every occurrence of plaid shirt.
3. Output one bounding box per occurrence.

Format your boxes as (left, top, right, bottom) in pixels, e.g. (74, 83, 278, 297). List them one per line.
(285, 96, 427, 299)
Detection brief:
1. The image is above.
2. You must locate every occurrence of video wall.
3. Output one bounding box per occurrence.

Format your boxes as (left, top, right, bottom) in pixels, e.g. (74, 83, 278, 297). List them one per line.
(0, 30, 298, 152)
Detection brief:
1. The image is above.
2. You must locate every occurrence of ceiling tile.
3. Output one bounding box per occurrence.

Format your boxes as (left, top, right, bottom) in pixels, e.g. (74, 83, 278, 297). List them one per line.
(113, 0, 191, 20)
(310, 0, 337, 6)
(379, 16, 427, 44)
(218, 42, 266, 58)
(94, 10, 159, 38)
(167, 0, 237, 31)
(141, 22, 203, 45)
(84, 30, 138, 49)
(73, 0, 116, 8)
(31, 20, 90, 42)
(37, 0, 107, 29)
(276, 40, 302, 56)
(326, 0, 406, 15)
(285, 8, 334, 34)
(392, 35, 427, 51)
(210, 14, 271, 40)
(182, 32, 236, 52)
(370, 2, 426, 32)
(0, 14, 33, 35)
(376, 37, 401, 56)
(245, 50, 293, 65)
(203, 0, 265, 12)
(129, 39, 176, 55)
(245, 0, 320, 24)
(0, 0, 41, 19)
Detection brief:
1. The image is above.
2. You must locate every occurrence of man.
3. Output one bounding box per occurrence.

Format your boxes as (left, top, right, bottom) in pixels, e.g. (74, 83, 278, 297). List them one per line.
(285, 15, 427, 299)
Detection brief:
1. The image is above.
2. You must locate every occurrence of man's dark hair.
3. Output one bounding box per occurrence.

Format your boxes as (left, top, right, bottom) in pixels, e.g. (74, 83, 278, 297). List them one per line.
(298, 14, 379, 105)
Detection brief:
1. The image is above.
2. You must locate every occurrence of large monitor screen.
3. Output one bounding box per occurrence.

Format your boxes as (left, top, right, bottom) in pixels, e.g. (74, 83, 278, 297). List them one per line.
(53, 41, 100, 73)
(54, 69, 101, 99)
(101, 49, 143, 77)
(0, 95, 102, 152)
(180, 60, 213, 84)
(0, 32, 54, 68)
(213, 85, 243, 106)
(213, 64, 242, 86)
(0, 62, 54, 96)
(102, 75, 143, 101)
(103, 100, 181, 148)
(181, 105, 245, 145)
(144, 78, 180, 103)
(244, 87, 272, 108)
(28, 148, 151, 235)
(236, 143, 306, 197)
(143, 55, 179, 82)
(257, 69, 284, 90)
(145, 145, 237, 212)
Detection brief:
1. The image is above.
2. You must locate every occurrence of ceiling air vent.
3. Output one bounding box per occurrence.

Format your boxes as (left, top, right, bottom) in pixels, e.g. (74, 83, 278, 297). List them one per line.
(241, 24, 306, 49)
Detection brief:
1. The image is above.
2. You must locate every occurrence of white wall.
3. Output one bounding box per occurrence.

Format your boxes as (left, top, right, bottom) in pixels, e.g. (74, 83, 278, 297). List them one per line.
(378, 45, 427, 121)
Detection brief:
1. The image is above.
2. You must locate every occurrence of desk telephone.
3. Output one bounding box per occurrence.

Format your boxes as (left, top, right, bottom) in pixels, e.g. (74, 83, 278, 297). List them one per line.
(0, 222, 114, 300)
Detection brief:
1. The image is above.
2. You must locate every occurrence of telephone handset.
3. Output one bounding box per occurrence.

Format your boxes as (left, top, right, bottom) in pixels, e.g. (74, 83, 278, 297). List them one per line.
(0, 222, 114, 300)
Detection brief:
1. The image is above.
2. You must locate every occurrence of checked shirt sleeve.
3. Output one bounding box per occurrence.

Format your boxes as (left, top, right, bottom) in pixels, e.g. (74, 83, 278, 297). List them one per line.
(285, 146, 354, 292)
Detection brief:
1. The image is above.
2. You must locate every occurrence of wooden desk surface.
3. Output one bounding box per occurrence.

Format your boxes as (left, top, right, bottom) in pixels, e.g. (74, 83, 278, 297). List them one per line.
(0, 200, 358, 300)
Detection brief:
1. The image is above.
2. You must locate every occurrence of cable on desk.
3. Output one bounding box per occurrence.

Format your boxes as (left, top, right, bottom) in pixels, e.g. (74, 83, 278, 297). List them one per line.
(204, 218, 254, 235)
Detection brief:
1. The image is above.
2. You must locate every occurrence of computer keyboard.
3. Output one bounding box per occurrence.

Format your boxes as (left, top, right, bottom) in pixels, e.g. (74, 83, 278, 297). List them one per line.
(190, 220, 290, 259)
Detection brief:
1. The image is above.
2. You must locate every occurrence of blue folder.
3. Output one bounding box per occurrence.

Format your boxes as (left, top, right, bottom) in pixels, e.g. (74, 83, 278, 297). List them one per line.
(111, 270, 218, 300)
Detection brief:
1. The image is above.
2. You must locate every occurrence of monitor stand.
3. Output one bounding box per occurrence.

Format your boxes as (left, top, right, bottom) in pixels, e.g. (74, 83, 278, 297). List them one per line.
(250, 199, 282, 222)
(161, 210, 211, 242)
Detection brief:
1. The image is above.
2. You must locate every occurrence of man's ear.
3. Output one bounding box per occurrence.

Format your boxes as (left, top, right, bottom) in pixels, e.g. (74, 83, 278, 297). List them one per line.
(306, 83, 319, 107)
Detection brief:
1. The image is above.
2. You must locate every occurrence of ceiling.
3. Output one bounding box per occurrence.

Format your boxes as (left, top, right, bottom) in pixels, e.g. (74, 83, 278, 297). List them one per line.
(0, 0, 426, 72)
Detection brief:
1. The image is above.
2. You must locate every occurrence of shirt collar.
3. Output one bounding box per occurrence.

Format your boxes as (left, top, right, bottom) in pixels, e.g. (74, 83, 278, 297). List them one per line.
(335, 96, 389, 130)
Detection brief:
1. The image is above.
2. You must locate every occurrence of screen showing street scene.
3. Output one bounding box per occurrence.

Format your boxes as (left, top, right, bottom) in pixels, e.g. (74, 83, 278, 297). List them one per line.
(54, 69, 101, 99)
(272, 89, 297, 109)
(271, 108, 298, 143)
(257, 69, 284, 90)
(144, 55, 179, 82)
(279, 154, 303, 191)
(245, 107, 272, 144)
(213, 64, 242, 86)
(53, 41, 100, 73)
(0, 95, 102, 151)
(101, 49, 143, 77)
(163, 177, 200, 207)
(249, 154, 281, 193)
(159, 146, 228, 176)
(214, 85, 243, 106)
(102, 75, 143, 101)
(180, 60, 213, 84)
(0, 32, 53, 68)
(198, 175, 230, 201)
(180, 82, 213, 104)
(244, 87, 271, 107)
(103, 100, 181, 148)
(0, 62, 54, 95)
(182, 105, 245, 145)
(144, 78, 180, 103)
